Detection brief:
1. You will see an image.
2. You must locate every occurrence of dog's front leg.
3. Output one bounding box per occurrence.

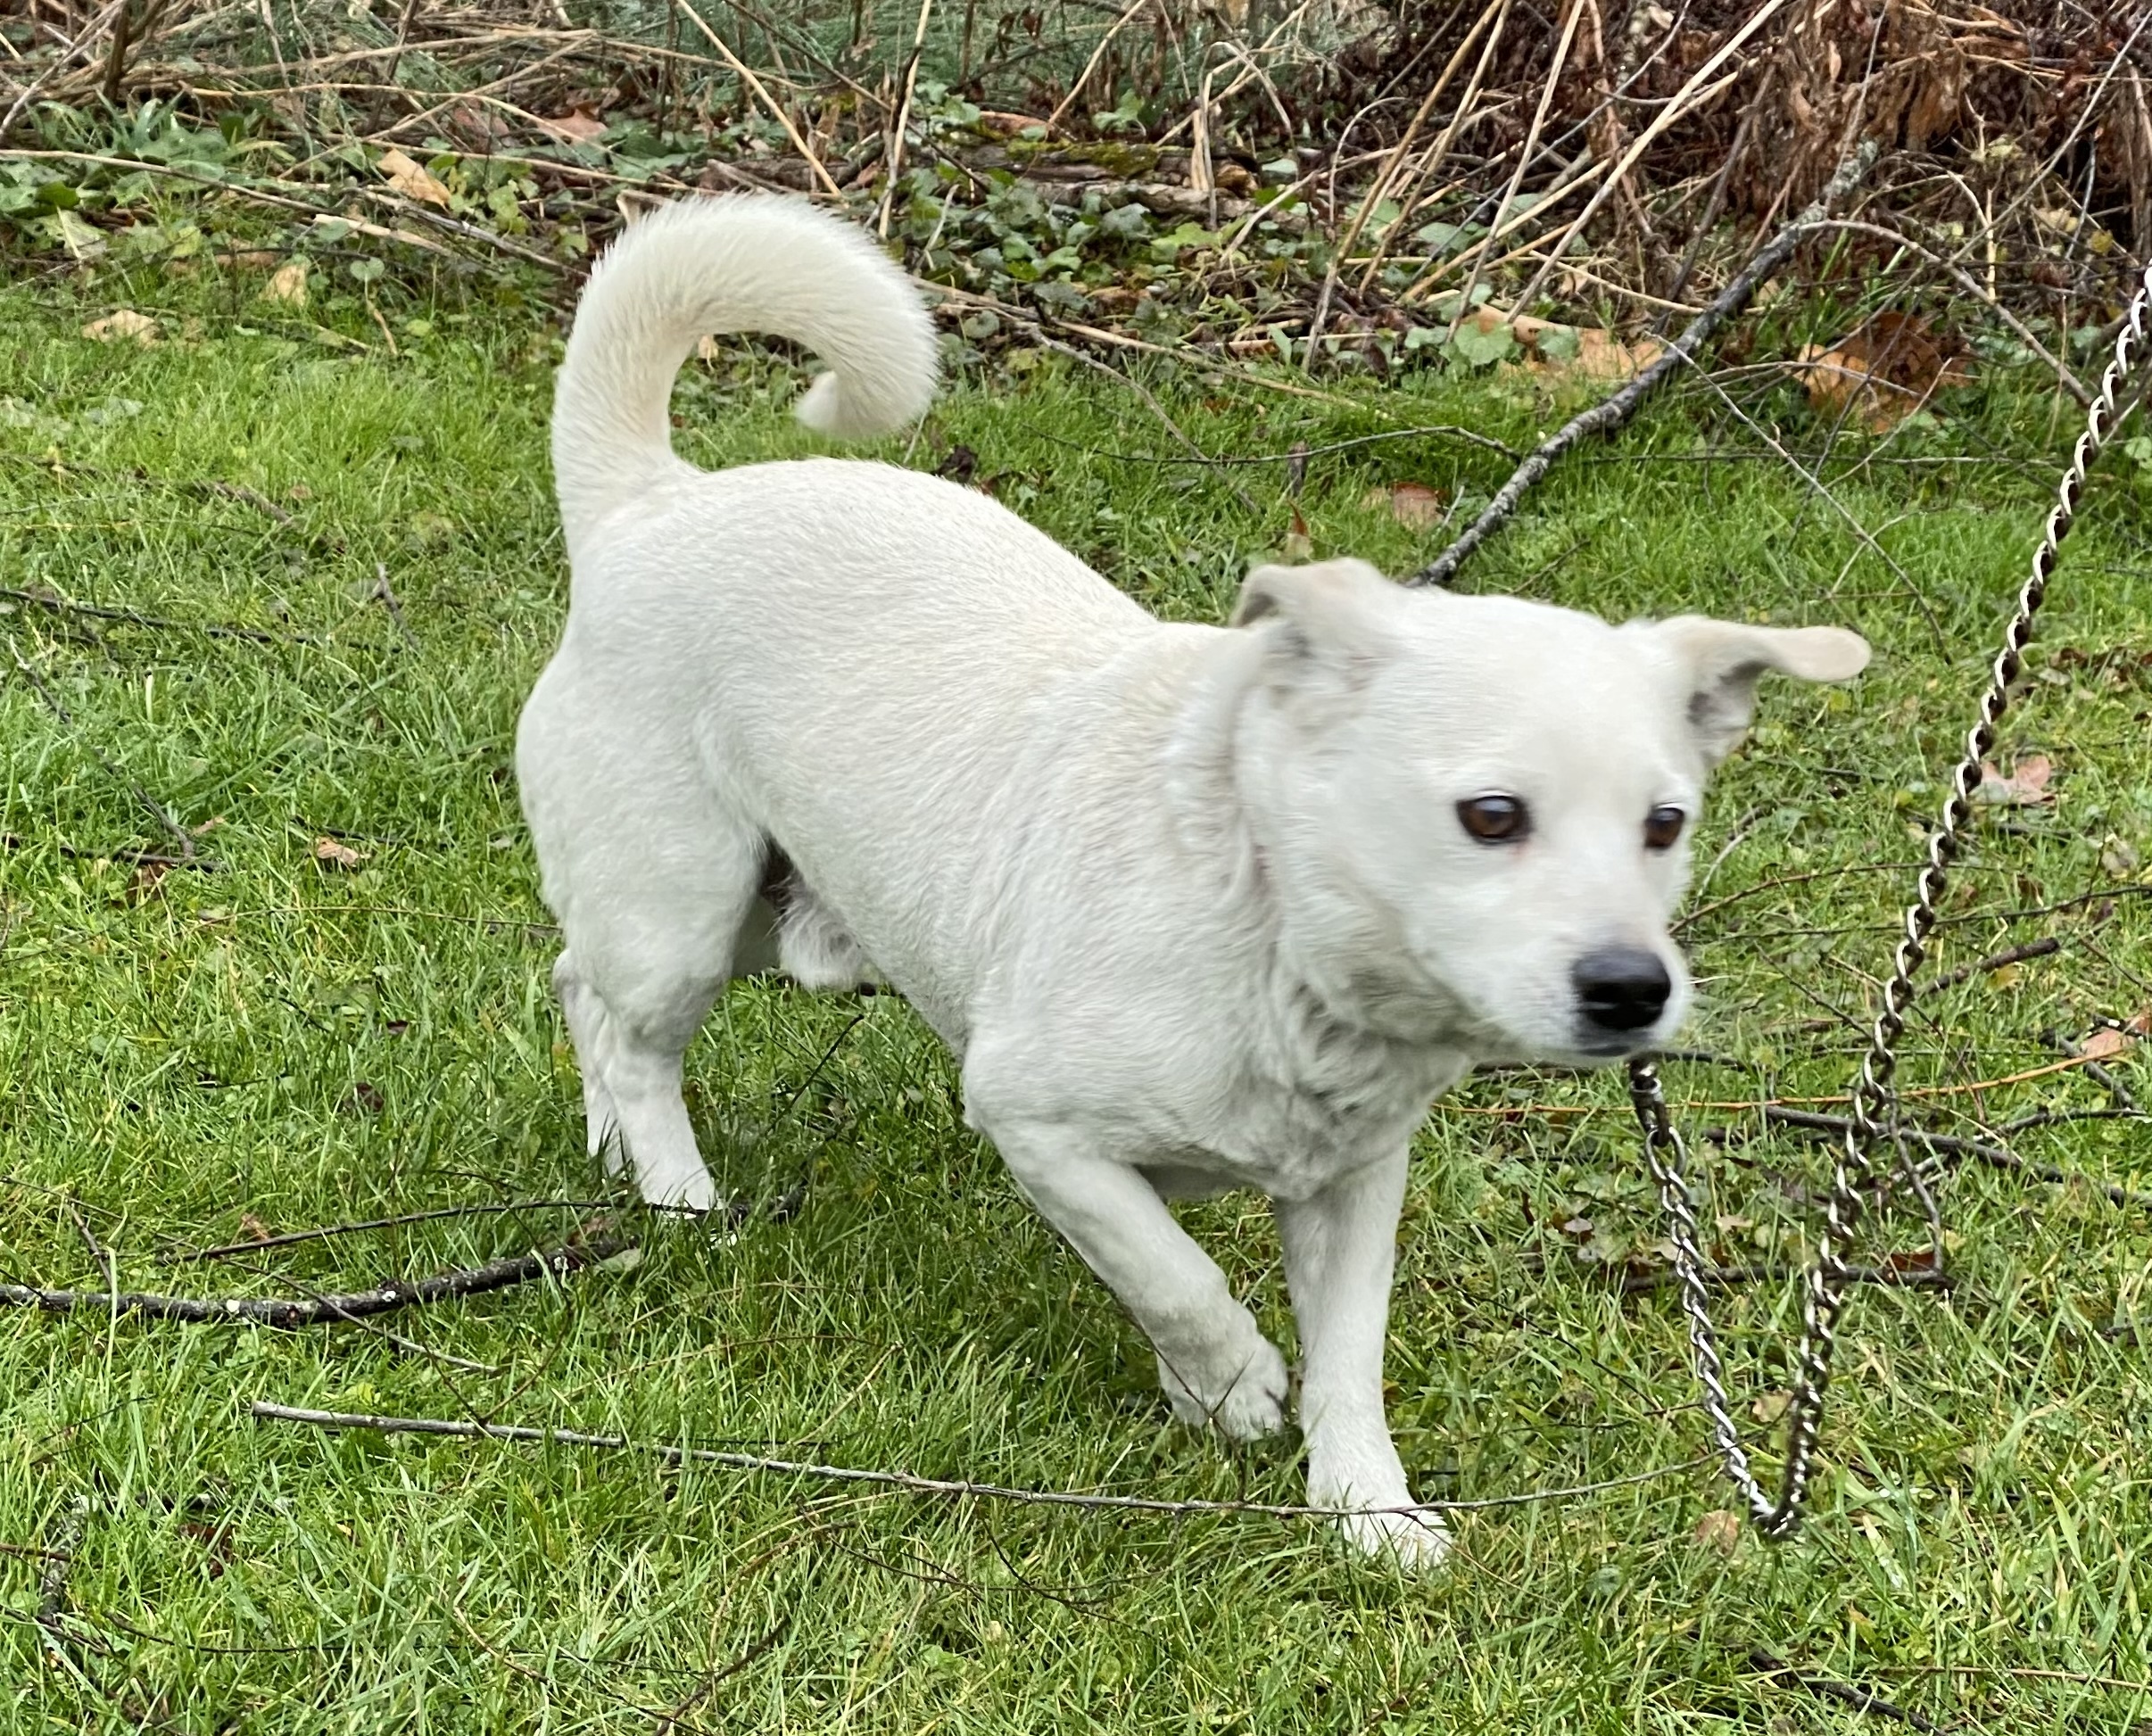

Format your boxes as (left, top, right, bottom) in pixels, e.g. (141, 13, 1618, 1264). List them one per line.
(984, 1120, 1288, 1442)
(1276, 1148, 1449, 1569)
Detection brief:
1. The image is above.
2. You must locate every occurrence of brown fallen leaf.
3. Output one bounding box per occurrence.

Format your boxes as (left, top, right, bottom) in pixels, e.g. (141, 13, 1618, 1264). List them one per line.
(1794, 310, 1973, 433)
(1359, 481, 1446, 531)
(1751, 1390, 1792, 1425)
(2100, 833, 2142, 878)
(1281, 506, 1312, 563)
(81, 309, 161, 345)
(2081, 1025, 2138, 1062)
(1508, 313, 1666, 381)
(312, 836, 365, 871)
(1974, 753, 2054, 807)
(1569, 327, 1665, 382)
(262, 259, 309, 307)
(445, 101, 510, 151)
(178, 1518, 236, 1580)
(238, 1211, 275, 1242)
(378, 146, 451, 209)
(1693, 1509, 1743, 1555)
(535, 105, 608, 146)
(341, 1080, 385, 1116)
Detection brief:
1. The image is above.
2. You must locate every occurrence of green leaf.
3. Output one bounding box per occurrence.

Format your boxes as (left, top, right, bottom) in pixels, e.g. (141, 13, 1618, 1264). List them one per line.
(1098, 202, 1150, 241)
(1451, 318, 1516, 368)
(1536, 324, 1581, 362)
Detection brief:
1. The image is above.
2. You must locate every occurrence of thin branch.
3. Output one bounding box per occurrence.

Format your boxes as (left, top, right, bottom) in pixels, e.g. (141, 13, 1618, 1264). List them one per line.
(1032, 334, 1262, 516)
(163, 1199, 618, 1264)
(0, 0, 129, 139)
(1407, 141, 1879, 588)
(7, 642, 211, 866)
(1011, 423, 1519, 468)
(0, 583, 307, 646)
(1615, 1260, 1949, 1296)
(1744, 1649, 1947, 1732)
(1806, 218, 2091, 406)
(3, 1235, 634, 1327)
(251, 1401, 1719, 1517)
(875, 0, 936, 239)
(1926, 936, 2064, 993)
(673, 0, 840, 199)
(1759, 1106, 2152, 1210)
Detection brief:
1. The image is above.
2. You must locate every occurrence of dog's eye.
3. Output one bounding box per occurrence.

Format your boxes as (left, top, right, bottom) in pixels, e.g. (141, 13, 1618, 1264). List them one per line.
(1643, 806, 1686, 851)
(1457, 795, 1530, 844)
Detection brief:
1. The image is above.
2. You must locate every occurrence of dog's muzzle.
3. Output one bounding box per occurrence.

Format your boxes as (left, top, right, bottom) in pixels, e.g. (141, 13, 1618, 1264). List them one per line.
(1572, 947, 1672, 1046)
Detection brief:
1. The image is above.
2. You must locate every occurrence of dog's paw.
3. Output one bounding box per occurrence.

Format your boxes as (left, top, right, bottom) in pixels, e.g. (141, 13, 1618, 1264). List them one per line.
(635, 1163, 723, 1215)
(1331, 1504, 1453, 1573)
(1157, 1335, 1288, 1442)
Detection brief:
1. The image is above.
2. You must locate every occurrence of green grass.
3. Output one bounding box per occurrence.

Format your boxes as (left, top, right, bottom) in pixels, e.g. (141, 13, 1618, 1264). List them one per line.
(3, 260, 2151, 1734)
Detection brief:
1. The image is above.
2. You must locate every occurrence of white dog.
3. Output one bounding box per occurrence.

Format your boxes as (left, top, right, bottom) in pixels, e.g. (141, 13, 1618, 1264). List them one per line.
(516, 195, 1869, 1567)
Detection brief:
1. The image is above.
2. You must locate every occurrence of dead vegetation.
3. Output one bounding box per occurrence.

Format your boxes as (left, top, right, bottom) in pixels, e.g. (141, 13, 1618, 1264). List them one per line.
(0, 2, 2141, 387)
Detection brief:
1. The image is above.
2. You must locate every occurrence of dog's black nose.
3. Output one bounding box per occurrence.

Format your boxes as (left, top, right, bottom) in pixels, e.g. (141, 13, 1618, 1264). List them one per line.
(1573, 948, 1672, 1034)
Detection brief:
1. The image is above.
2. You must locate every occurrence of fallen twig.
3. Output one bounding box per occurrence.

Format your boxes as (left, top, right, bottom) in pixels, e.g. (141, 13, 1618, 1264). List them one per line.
(252, 1401, 1720, 1517)
(1407, 141, 1878, 588)
(3, 1233, 634, 1327)
(1614, 1260, 1948, 1295)
(0, 0, 129, 140)
(32, 1495, 94, 1682)
(200, 480, 297, 527)
(1744, 1648, 1947, 1732)
(370, 562, 418, 647)
(1759, 1106, 2152, 1210)
(163, 1198, 617, 1264)
(1926, 937, 2063, 993)
(1803, 218, 2090, 406)
(0, 831, 197, 870)
(1011, 424, 1519, 469)
(673, 0, 840, 199)
(7, 642, 213, 868)
(1030, 334, 1261, 516)
(0, 582, 306, 646)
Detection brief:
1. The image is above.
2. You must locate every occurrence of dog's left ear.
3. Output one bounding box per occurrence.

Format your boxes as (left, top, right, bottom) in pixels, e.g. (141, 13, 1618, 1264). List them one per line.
(1649, 616, 1871, 763)
(1230, 558, 1401, 721)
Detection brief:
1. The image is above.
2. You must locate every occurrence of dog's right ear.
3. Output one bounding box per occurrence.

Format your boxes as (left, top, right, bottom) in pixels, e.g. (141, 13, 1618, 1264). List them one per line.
(1230, 558, 1398, 713)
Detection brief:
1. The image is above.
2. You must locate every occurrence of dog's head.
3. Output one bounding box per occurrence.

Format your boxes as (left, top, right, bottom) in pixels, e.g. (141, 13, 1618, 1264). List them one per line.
(1223, 558, 1869, 1065)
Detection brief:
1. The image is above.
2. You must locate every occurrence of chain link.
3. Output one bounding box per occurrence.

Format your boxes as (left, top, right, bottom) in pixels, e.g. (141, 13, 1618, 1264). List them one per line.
(1628, 260, 2152, 1540)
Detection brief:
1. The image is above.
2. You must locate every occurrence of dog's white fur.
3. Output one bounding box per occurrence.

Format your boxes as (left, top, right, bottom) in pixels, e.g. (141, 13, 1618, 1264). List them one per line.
(517, 195, 1870, 1567)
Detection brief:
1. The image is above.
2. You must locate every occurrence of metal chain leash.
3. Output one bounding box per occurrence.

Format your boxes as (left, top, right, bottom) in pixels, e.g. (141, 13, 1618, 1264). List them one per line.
(1627, 259, 2152, 1540)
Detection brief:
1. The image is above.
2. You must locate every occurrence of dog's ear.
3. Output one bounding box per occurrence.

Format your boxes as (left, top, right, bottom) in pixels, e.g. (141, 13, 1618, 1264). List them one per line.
(1650, 616, 1871, 763)
(1230, 558, 1398, 711)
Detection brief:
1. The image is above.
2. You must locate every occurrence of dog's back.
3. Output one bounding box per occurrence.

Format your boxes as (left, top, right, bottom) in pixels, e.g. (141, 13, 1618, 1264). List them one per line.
(522, 196, 1161, 1074)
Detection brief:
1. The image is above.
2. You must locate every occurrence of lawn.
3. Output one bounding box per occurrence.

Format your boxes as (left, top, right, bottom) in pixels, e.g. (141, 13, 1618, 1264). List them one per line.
(3, 257, 2150, 1733)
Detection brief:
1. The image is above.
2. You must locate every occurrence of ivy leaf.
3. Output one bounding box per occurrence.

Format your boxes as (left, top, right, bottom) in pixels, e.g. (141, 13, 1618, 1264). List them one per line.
(1450, 312, 1516, 368)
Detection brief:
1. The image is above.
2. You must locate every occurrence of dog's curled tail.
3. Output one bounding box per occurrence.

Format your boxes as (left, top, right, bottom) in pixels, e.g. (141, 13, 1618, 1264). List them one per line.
(551, 194, 938, 552)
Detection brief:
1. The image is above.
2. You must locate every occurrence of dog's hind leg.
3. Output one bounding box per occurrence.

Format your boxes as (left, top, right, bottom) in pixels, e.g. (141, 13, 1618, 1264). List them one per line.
(521, 688, 764, 1210)
(549, 835, 756, 1212)
(554, 950, 625, 1173)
